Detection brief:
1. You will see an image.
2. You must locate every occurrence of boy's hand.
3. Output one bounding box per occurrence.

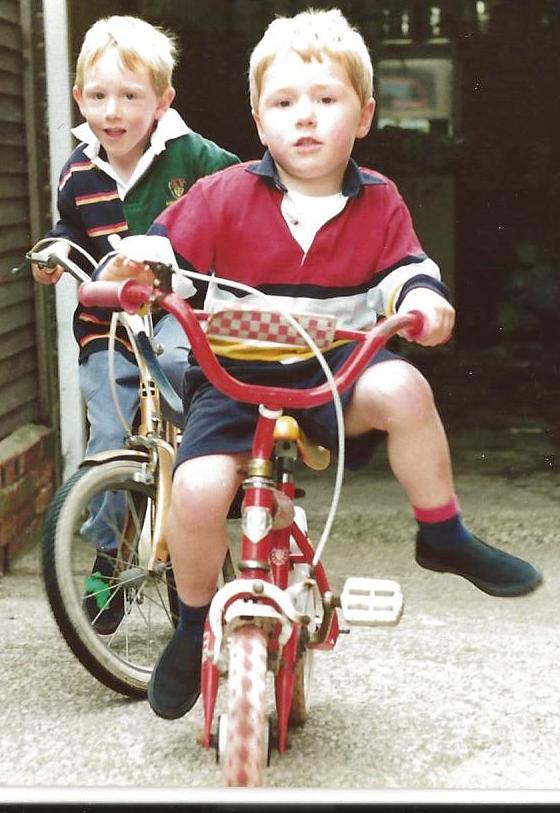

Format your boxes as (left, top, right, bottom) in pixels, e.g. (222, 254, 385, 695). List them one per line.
(397, 288, 455, 346)
(99, 235, 178, 287)
(30, 241, 70, 285)
(99, 255, 155, 286)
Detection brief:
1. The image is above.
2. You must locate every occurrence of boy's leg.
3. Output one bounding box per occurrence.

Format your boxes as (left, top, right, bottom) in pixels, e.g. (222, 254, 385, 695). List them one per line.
(344, 359, 541, 597)
(78, 350, 142, 631)
(78, 350, 140, 550)
(166, 454, 245, 603)
(345, 359, 454, 507)
(148, 453, 247, 719)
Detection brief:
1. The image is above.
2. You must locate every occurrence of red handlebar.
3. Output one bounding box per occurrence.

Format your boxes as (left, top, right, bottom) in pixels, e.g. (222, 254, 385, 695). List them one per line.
(78, 278, 154, 312)
(78, 280, 424, 409)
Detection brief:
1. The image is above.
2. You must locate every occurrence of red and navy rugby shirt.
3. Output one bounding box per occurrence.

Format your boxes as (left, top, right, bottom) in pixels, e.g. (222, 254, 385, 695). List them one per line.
(151, 151, 448, 361)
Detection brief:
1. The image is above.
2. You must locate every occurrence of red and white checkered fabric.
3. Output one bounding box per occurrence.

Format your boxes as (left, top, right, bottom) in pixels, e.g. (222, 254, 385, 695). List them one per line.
(205, 308, 337, 349)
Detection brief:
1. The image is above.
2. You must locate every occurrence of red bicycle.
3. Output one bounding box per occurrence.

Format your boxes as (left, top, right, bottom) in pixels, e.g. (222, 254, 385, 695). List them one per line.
(79, 269, 423, 787)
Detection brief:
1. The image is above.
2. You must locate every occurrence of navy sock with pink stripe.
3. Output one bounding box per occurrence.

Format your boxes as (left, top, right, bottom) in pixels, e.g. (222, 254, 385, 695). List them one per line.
(417, 514, 473, 550)
(413, 496, 470, 551)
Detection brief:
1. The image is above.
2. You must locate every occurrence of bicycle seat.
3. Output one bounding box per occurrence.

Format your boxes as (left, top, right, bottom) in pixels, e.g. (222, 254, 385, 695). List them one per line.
(273, 416, 330, 471)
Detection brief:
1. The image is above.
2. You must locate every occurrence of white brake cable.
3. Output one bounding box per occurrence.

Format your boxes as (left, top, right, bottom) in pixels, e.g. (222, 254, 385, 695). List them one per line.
(108, 312, 133, 436)
(176, 268, 346, 569)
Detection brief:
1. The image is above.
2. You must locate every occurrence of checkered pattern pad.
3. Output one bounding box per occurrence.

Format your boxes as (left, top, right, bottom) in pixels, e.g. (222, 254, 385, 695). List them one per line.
(205, 308, 337, 349)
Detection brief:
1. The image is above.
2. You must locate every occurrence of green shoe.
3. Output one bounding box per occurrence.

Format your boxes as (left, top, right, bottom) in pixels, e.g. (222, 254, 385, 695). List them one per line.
(83, 550, 125, 634)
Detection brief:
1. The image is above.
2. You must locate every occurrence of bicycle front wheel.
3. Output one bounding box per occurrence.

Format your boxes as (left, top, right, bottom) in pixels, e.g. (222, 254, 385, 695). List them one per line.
(42, 458, 177, 698)
(221, 625, 268, 787)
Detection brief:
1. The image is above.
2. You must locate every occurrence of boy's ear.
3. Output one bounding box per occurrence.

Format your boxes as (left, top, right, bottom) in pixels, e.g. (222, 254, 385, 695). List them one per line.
(356, 97, 376, 139)
(251, 109, 267, 146)
(155, 86, 176, 120)
(72, 86, 86, 116)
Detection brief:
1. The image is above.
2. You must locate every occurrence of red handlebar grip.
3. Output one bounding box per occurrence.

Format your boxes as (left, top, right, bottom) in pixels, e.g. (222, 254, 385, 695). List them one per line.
(78, 279, 152, 313)
(400, 309, 425, 341)
(79, 281, 122, 308)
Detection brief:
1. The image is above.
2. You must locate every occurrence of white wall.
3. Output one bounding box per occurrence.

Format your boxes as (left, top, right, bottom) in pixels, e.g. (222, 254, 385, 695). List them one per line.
(43, 0, 86, 479)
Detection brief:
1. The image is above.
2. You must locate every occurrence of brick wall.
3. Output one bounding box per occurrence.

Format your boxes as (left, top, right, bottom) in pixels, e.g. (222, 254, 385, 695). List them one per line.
(0, 423, 56, 574)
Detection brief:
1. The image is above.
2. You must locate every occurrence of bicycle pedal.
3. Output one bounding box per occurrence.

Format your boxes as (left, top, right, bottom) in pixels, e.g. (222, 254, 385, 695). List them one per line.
(340, 577, 403, 626)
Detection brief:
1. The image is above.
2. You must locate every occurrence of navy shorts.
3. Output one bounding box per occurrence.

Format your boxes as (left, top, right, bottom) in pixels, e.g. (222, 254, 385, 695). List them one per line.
(175, 342, 403, 472)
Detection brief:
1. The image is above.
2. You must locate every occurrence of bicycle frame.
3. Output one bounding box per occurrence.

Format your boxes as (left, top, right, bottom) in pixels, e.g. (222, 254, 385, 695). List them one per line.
(114, 314, 178, 574)
(25, 248, 178, 576)
(79, 277, 423, 772)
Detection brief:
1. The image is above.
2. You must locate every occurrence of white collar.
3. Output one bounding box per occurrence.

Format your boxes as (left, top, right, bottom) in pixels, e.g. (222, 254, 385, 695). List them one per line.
(71, 108, 191, 196)
(71, 108, 191, 161)
(281, 188, 347, 254)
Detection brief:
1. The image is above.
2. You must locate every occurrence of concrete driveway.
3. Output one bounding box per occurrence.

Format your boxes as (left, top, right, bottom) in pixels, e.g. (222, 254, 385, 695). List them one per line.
(1, 412, 559, 806)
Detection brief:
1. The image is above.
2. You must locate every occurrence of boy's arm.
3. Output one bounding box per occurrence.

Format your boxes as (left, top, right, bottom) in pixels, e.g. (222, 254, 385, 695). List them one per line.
(368, 182, 454, 346)
(98, 184, 214, 314)
(149, 182, 216, 279)
(32, 161, 93, 284)
(187, 132, 240, 181)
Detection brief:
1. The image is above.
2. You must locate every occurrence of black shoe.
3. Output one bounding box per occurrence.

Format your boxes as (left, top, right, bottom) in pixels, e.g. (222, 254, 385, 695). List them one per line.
(147, 627, 202, 720)
(415, 532, 543, 597)
(83, 550, 125, 635)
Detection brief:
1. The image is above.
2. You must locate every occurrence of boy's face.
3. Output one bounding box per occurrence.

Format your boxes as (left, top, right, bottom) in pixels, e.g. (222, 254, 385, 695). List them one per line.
(73, 49, 174, 175)
(253, 51, 375, 195)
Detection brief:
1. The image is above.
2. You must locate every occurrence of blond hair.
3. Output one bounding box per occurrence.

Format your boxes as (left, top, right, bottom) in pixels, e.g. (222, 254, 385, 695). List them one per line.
(74, 15, 178, 98)
(249, 7, 373, 111)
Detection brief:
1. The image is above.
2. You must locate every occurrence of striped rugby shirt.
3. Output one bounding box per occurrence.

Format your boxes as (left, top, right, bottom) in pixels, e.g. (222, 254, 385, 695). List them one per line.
(47, 111, 239, 361)
(150, 151, 448, 362)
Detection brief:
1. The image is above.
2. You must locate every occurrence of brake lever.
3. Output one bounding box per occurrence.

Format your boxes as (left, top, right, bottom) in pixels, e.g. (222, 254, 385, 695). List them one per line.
(12, 252, 57, 275)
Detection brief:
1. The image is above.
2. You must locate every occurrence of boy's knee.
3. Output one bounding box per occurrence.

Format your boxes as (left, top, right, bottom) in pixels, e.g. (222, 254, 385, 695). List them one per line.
(171, 455, 242, 514)
(393, 365, 435, 416)
(372, 359, 430, 394)
(368, 361, 436, 420)
(172, 461, 204, 500)
(401, 364, 434, 401)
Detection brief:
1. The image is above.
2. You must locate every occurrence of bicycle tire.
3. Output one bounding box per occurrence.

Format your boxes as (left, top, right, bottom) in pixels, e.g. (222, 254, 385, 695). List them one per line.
(288, 645, 314, 726)
(42, 459, 177, 698)
(222, 625, 268, 787)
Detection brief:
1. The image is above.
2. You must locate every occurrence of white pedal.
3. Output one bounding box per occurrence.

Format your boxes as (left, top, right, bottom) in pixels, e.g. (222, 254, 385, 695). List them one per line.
(340, 577, 403, 626)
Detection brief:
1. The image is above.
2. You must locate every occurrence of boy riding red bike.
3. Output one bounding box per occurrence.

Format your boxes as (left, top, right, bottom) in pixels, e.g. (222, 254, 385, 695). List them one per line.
(99, 8, 542, 726)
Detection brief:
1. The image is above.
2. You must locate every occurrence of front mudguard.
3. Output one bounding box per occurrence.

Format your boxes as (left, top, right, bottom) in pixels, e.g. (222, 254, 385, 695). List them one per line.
(78, 448, 152, 468)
